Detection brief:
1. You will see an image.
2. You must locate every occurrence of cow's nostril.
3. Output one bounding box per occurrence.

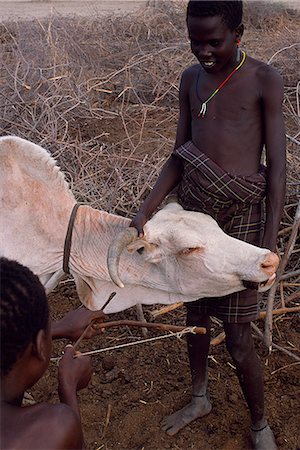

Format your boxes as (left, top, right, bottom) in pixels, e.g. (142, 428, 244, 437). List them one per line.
(261, 252, 279, 275)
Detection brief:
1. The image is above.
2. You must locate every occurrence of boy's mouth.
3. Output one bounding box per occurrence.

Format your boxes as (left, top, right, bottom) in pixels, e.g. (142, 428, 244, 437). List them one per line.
(200, 61, 216, 69)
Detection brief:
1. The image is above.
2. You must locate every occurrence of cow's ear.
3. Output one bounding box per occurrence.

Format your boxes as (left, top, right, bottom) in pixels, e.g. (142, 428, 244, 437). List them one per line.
(178, 247, 204, 256)
(72, 273, 95, 309)
(127, 239, 157, 253)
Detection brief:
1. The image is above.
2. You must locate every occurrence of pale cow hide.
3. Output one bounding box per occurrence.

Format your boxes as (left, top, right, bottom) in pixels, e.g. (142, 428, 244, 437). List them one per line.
(0, 136, 278, 313)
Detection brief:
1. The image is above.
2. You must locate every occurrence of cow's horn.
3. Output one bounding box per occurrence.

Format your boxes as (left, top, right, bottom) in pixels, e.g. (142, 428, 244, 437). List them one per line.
(107, 227, 138, 288)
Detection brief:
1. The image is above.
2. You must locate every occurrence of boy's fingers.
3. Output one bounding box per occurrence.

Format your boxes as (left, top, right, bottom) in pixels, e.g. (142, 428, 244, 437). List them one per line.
(91, 310, 108, 320)
(63, 344, 75, 356)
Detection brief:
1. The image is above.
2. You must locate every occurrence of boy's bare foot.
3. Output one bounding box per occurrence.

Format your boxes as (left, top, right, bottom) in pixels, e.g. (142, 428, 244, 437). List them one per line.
(250, 424, 277, 450)
(161, 394, 212, 436)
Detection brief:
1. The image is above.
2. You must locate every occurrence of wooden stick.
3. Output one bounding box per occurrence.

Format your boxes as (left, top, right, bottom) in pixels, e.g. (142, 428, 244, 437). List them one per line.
(150, 302, 183, 318)
(280, 282, 285, 308)
(278, 226, 293, 237)
(264, 199, 300, 350)
(101, 403, 112, 439)
(271, 361, 300, 375)
(284, 291, 300, 305)
(259, 305, 300, 319)
(135, 303, 148, 338)
(92, 319, 206, 335)
(279, 269, 300, 281)
(210, 331, 225, 346)
(209, 307, 300, 348)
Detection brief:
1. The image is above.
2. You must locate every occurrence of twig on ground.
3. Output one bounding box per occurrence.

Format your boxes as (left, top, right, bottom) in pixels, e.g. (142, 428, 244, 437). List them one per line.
(252, 323, 300, 362)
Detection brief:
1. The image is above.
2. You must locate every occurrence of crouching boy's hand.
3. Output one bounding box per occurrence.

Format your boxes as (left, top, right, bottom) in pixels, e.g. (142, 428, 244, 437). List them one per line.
(52, 306, 108, 342)
(58, 345, 92, 417)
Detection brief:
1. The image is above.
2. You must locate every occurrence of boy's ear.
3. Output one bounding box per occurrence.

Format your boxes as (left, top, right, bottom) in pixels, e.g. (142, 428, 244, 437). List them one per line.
(33, 329, 48, 362)
(236, 24, 244, 40)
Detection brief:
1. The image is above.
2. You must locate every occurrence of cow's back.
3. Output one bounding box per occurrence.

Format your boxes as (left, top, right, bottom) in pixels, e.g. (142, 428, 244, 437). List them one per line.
(0, 136, 75, 272)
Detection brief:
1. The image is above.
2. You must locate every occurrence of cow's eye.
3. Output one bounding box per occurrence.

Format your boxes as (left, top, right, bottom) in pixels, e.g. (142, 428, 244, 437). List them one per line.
(178, 247, 203, 256)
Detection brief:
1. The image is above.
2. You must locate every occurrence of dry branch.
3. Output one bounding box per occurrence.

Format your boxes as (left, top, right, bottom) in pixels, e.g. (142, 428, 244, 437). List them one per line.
(92, 320, 206, 335)
(252, 323, 300, 362)
(264, 200, 300, 349)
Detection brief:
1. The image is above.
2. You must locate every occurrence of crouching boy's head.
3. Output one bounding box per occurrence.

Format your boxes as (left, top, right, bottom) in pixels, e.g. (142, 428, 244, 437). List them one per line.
(0, 258, 51, 387)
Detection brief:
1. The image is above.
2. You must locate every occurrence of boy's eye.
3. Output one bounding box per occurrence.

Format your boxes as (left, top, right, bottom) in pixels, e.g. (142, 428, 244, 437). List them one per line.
(210, 40, 221, 47)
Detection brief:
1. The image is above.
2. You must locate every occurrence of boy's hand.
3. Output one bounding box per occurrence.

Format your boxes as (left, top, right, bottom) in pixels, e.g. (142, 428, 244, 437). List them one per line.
(58, 345, 92, 392)
(52, 306, 108, 341)
(130, 211, 148, 237)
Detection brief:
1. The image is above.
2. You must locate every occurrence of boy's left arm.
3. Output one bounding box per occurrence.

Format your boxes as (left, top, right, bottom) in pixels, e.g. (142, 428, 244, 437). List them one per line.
(260, 66, 286, 252)
(51, 307, 107, 341)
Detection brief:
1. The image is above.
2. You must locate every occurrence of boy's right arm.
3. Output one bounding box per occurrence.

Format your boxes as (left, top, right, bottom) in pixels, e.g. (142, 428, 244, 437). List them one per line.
(58, 345, 92, 420)
(131, 69, 192, 235)
(131, 155, 183, 234)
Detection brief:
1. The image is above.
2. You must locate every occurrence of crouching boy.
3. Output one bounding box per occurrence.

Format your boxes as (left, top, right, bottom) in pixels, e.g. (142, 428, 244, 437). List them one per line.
(0, 257, 105, 450)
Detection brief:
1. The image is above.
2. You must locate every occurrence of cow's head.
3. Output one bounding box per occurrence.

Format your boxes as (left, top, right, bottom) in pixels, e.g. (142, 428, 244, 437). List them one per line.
(108, 203, 278, 298)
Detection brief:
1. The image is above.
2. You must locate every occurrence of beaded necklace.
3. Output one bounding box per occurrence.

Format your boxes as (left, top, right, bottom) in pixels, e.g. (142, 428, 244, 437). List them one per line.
(198, 50, 246, 118)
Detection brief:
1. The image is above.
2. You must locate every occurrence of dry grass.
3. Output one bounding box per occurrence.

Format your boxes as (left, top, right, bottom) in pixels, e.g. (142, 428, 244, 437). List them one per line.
(0, 0, 299, 302)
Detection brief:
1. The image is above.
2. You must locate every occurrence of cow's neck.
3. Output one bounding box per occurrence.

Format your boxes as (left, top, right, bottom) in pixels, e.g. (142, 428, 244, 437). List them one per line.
(70, 205, 130, 279)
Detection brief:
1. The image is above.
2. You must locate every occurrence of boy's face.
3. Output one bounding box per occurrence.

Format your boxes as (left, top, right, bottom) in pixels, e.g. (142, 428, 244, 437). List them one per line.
(187, 15, 239, 73)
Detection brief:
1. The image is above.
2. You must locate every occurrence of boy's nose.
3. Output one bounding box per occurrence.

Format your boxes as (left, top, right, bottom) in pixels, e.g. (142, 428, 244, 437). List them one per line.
(197, 47, 212, 59)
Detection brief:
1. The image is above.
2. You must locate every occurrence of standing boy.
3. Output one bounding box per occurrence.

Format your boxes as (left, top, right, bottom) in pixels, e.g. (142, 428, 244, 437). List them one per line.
(0, 257, 107, 449)
(131, 1, 286, 449)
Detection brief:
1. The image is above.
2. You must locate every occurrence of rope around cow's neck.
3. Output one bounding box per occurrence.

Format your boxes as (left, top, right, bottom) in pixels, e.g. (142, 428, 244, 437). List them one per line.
(63, 203, 82, 274)
(50, 326, 197, 363)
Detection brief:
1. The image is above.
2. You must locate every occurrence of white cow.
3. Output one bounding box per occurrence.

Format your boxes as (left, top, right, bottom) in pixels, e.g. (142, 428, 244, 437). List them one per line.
(0, 136, 278, 313)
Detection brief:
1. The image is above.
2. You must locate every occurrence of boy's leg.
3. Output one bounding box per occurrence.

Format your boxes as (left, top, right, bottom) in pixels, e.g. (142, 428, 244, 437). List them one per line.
(161, 308, 212, 436)
(223, 322, 277, 450)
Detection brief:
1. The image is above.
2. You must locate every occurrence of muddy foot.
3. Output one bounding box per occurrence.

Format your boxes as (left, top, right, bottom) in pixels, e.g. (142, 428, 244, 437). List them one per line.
(250, 425, 277, 450)
(161, 394, 212, 436)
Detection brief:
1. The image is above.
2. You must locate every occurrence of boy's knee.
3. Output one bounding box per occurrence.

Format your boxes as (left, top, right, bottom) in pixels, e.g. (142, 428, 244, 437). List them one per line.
(224, 323, 256, 366)
(227, 341, 253, 367)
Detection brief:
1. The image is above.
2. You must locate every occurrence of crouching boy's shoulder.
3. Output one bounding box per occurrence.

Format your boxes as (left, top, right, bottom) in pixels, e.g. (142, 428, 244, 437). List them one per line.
(13, 403, 84, 450)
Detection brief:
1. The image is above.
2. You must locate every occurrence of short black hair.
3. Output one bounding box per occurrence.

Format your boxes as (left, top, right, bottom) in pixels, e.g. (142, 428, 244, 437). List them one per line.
(187, 1, 243, 31)
(0, 258, 49, 376)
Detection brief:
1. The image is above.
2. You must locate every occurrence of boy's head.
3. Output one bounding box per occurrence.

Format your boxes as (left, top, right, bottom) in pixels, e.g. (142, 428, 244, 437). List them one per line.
(0, 258, 50, 377)
(186, 1, 244, 73)
(187, 1, 243, 31)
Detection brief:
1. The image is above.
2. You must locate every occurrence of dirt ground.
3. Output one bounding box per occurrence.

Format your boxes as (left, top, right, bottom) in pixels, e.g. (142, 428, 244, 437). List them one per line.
(28, 282, 300, 450)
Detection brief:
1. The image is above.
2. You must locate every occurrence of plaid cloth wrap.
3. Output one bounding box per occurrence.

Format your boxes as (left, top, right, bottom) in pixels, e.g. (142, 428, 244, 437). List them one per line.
(173, 141, 267, 323)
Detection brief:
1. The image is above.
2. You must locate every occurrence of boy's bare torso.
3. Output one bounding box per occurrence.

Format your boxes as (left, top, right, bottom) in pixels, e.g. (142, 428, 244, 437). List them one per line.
(181, 55, 268, 176)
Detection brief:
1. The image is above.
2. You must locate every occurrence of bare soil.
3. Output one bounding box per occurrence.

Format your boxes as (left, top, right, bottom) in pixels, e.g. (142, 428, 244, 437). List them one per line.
(29, 283, 300, 450)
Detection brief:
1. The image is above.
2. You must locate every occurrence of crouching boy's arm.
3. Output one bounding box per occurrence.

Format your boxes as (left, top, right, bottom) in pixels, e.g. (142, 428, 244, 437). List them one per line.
(58, 344, 93, 420)
(261, 66, 286, 252)
(51, 307, 107, 341)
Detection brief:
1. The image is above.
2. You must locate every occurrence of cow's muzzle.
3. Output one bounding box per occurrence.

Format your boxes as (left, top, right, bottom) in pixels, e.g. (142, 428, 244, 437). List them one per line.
(242, 273, 277, 292)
